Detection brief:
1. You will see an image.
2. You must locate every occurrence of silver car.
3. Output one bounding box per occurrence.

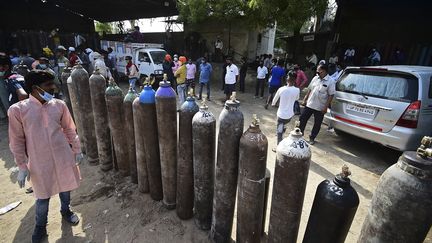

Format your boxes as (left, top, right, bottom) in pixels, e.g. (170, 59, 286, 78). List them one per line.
(325, 66, 432, 151)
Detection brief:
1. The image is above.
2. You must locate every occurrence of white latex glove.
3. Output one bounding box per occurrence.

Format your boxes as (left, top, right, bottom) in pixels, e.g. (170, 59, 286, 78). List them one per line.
(75, 153, 84, 165)
(17, 169, 29, 188)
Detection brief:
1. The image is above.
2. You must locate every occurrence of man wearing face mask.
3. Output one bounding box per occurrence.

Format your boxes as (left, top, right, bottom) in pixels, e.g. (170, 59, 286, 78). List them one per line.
(36, 57, 61, 98)
(299, 64, 335, 145)
(8, 70, 83, 243)
(0, 55, 27, 117)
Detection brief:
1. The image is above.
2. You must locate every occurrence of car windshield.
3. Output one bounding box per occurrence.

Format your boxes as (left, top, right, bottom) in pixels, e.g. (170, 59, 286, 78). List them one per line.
(150, 51, 167, 65)
(337, 71, 418, 102)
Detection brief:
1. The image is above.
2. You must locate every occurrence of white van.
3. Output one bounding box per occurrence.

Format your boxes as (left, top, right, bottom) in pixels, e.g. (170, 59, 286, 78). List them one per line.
(100, 40, 167, 80)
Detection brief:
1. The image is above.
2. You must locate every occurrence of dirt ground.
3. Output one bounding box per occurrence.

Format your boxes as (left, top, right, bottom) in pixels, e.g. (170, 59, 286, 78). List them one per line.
(0, 71, 431, 243)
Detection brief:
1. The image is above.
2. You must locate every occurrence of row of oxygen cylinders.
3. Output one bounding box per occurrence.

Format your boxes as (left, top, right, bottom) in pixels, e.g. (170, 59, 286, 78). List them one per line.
(63, 64, 431, 243)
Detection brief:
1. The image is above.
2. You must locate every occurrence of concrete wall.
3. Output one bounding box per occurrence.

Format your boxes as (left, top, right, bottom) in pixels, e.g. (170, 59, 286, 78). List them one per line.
(185, 19, 275, 62)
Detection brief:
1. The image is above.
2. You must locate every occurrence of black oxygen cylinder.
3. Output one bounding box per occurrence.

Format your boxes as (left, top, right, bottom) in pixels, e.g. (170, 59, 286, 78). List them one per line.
(192, 99, 216, 230)
(124, 86, 138, 183)
(89, 70, 113, 171)
(177, 91, 199, 220)
(236, 116, 268, 243)
(211, 92, 244, 243)
(133, 96, 149, 192)
(105, 79, 129, 176)
(140, 85, 162, 199)
(358, 136, 432, 243)
(71, 64, 98, 164)
(60, 66, 73, 118)
(67, 74, 85, 153)
(261, 168, 271, 236)
(155, 74, 177, 209)
(302, 165, 359, 243)
(268, 127, 312, 243)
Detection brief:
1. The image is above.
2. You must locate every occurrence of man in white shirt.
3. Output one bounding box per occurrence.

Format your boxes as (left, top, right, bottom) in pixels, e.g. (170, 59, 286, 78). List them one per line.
(255, 61, 268, 98)
(93, 52, 112, 80)
(224, 56, 239, 101)
(344, 47, 355, 65)
(299, 64, 335, 144)
(272, 71, 300, 145)
(125, 56, 139, 90)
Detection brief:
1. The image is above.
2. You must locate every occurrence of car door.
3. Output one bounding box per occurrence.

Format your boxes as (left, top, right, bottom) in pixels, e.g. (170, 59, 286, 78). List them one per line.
(332, 69, 419, 133)
(136, 51, 152, 77)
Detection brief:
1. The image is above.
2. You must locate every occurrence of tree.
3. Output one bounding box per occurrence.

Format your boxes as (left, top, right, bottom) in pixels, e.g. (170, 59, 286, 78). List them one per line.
(95, 21, 113, 35)
(177, 0, 328, 32)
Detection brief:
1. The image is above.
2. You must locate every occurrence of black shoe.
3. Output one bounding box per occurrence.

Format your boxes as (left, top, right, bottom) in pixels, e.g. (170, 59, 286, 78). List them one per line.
(264, 104, 268, 109)
(309, 138, 316, 145)
(32, 226, 48, 243)
(207, 98, 211, 101)
(61, 210, 80, 225)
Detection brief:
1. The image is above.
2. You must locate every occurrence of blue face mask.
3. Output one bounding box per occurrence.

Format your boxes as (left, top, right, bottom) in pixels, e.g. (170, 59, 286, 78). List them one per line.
(38, 64, 48, 70)
(37, 86, 54, 102)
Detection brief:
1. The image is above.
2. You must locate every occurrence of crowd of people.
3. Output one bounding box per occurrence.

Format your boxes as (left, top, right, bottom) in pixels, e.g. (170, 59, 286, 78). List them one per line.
(0, 45, 122, 117)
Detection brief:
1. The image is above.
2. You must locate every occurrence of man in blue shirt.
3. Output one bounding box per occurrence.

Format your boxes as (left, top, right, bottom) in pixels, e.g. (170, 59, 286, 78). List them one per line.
(198, 57, 212, 100)
(0, 55, 27, 117)
(265, 59, 285, 109)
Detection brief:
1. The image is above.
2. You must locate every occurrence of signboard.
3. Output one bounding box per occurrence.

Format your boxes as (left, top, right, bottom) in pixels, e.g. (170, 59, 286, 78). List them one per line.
(303, 35, 315, 42)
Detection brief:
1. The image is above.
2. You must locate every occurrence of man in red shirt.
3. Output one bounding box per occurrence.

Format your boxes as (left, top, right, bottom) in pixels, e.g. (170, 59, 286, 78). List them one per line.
(68, 47, 80, 67)
(293, 64, 308, 115)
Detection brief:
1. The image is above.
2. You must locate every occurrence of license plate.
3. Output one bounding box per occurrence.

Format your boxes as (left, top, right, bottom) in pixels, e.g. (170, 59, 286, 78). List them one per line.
(346, 104, 376, 116)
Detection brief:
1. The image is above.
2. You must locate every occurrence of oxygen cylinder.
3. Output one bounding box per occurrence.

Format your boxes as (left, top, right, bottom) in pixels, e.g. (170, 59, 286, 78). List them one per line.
(268, 127, 311, 243)
(67, 74, 85, 153)
(192, 99, 216, 230)
(89, 70, 113, 171)
(71, 64, 98, 164)
(60, 66, 73, 118)
(177, 90, 199, 219)
(140, 85, 163, 200)
(133, 96, 149, 192)
(105, 79, 129, 175)
(358, 136, 432, 243)
(303, 165, 359, 243)
(211, 92, 244, 243)
(124, 86, 138, 183)
(236, 115, 268, 243)
(155, 74, 178, 209)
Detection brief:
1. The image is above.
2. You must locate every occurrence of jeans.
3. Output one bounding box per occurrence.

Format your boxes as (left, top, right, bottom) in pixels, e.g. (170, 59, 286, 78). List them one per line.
(129, 77, 138, 90)
(255, 78, 265, 97)
(277, 117, 292, 144)
(35, 191, 71, 227)
(177, 83, 187, 106)
(199, 82, 210, 99)
(299, 106, 325, 140)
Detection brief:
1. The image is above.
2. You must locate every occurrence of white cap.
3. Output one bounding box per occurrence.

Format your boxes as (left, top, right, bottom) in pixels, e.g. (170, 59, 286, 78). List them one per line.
(85, 48, 93, 53)
(57, 45, 67, 51)
(68, 47, 75, 52)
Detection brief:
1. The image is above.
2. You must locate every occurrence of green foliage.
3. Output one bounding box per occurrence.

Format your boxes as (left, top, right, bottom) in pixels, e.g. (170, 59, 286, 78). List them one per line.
(95, 21, 113, 35)
(178, 0, 328, 31)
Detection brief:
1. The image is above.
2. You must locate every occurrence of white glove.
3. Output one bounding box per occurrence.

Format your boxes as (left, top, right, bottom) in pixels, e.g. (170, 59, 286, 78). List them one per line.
(75, 153, 84, 165)
(17, 169, 29, 188)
